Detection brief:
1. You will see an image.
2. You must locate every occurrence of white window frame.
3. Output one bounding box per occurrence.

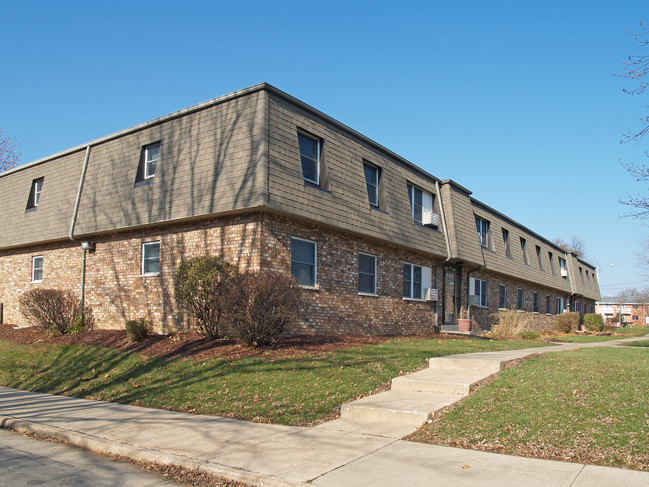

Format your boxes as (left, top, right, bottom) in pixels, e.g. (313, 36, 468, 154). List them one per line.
(408, 184, 433, 224)
(298, 132, 320, 185)
(475, 217, 490, 248)
(358, 252, 377, 294)
(556, 297, 565, 314)
(403, 263, 432, 300)
(291, 237, 317, 287)
(33, 179, 43, 206)
(470, 277, 488, 307)
(142, 241, 161, 276)
(31, 256, 43, 283)
(144, 142, 160, 180)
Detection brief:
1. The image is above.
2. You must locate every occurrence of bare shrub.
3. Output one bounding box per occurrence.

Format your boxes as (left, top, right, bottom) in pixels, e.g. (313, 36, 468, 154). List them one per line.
(221, 271, 302, 347)
(173, 256, 238, 338)
(557, 312, 581, 333)
(19, 289, 85, 336)
(490, 309, 558, 339)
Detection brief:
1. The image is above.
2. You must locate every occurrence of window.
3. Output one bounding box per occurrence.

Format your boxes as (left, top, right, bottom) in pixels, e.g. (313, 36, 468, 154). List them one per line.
(517, 288, 524, 310)
(633, 315, 639, 321)
(556, 297, 565, 314)
(363, 163, 380, 207)
(291, 238, 317, 287)
(298, 132, 321, 185)
(499, 284, 507, 309)
(533, 292, 539, 312)
(26, 177, 44, 210)
(579, 267, 585, 286)
(31, 256, 43, 283)
(520, 237, 530, 265)
(502, 229, 512, 258)
(142, 241, 160, 276)
(407, 184, 435, 226)
(358, 253, 376, 294)
(575, 301, 581, 313)
(548, 251, 556, 275)
(536, 245, 544, 270)
(546, 295, 551, 314)
(559, 257, 567, 278)
(475, 217, 490, 248)
(469, 277, 487, 307)
(403, 263, 432, 300)
(144, 142, 160, 179)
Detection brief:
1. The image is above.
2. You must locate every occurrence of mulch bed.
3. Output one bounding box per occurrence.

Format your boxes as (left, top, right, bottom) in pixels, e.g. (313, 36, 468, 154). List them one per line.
(0, 324, 460, 361)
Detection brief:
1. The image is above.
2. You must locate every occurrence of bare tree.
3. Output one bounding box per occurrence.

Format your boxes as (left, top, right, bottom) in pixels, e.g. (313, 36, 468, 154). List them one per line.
(0, 128, 22, 172)
(553, 236, 587, 259)
(618, 24, 649, 218)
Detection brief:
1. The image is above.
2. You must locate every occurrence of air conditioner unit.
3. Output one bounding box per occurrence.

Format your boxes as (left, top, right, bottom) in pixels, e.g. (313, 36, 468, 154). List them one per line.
(561, 269, 568, 277)
(423, 212, 439, 228)
(424, 288, 438, 301)
(468, 295, 479, 307)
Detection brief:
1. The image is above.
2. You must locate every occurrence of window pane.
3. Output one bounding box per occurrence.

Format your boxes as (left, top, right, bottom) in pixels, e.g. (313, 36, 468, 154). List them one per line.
(413, 188, 423, 222)
(292, 239, 315, 264)
(359, 254, 376, 293)
(291, 262, 314, 286)
(359, 254, 374, 274)
(143, 243, 160, 275)
(359, 274, 375, 294)
(403, 264, 411, 298)
(413, 265, 422, 299)
(32, 257, 43, 282)
(298, 134, 319, 183)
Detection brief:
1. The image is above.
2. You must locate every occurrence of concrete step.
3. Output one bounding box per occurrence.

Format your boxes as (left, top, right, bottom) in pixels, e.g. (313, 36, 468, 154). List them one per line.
(340, 390, 461, 428)
(315, 418, 418, 439)
(428, 353, 513, 374)
(390, 367, 488, 395)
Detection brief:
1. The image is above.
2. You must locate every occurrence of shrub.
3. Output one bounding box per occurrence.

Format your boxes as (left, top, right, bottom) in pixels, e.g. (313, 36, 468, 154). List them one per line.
(519, 331, 541, 340)
(173, 256, 238, 338)
(583, 313, 605, 333)
(557, 312, 580, 333)
(125, 318, 152, 342)
(489, 310, 557, 339)
(221, 271, 302, 347)
(19, 288, 84, 336)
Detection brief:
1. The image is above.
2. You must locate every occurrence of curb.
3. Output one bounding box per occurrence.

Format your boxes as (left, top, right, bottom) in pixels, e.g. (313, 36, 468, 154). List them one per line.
(0, 416, 308, 487)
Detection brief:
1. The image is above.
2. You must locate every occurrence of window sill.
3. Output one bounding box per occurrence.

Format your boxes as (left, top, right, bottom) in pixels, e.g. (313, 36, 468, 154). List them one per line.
(369, 206, 388, 215)
(358, 292, 379, 298)
(402, 297, 428, 303)
(31, 280, 43, 284)
(141, 273, 160, 277)
(303, 181, 331, 193)
(134, 179, 154, 188)
(299, 284, 320, 291)
(25, 207, 37, 213)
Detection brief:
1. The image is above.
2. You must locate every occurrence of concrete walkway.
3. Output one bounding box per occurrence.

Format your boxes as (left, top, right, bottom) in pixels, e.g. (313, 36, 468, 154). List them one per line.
(1, 336, 648, 486)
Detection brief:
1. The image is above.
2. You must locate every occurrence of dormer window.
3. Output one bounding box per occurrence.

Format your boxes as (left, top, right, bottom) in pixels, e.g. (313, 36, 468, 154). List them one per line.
(26, 177, 44, 210)
(144, 142, 160, 179)
(363, 162, 380, 207)
(408, 184, 435, 226)
(475, 216, 491, 248)
(298, 132, 321, 185)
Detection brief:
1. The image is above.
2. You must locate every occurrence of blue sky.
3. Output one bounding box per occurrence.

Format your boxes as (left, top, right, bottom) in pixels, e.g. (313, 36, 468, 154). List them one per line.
(1, 0, 647, 296)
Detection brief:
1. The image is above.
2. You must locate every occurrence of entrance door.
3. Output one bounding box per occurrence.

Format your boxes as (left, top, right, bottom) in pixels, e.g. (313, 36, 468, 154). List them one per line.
(443, 270, 456, 323)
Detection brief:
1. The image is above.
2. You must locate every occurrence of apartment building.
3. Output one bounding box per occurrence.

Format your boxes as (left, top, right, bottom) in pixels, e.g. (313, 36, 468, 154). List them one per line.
(596, 297, 649, 326)
(0, 84, 600, 334)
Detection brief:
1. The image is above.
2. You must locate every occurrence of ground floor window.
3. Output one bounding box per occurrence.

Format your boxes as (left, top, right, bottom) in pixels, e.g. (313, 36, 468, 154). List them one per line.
(291, 237, 317, 287)
(470, 277, 487, 307)
(546, 295, 551, 314)
(358, 253, 376, 294)
(31, 256, 43, 283)
(533, 292, 539, 312)
(142, 241, 160, 275)
(403, 263, 423, 299)
(498, 284, 506, 309)
(556, 297, 564, 314)
(517, 288, 523, 310)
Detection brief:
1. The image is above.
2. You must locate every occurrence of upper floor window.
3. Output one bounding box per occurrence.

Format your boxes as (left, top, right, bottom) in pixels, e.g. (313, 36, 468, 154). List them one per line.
(363, 163, 380, 208)
(298, 132, 321, 185)
(291, 237, 317, 287)
(407, 184, 435, 226)
(520, 237, 530, 265)
(559, 257, 567, 278)
(26, 177, 44, 210)
(548, 251, 556, 275)
(142, 241, 160, 276)
(536, 245, 544, 271)
(144, 142, 160, 179)
(502, 228, 513, 258)
(358, 253, 377, 294)
(31, 256, 43, 283)
(475, 217, 490, 248)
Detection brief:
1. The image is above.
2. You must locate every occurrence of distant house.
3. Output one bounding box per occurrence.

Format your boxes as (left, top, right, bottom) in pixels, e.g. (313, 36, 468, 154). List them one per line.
(0, 84, 601, 334)
(596, 297, 649, 326)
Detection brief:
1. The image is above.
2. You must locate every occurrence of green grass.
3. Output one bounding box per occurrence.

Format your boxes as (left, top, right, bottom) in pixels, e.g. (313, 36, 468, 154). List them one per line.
(410, 347, 649, 470)
(0, 337, 546, 425)
(622, 339, 649, 347)
(553, 326, 649, 342)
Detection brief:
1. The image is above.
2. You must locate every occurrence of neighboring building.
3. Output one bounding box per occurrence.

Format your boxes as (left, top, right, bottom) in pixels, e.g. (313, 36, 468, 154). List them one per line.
(596, 297, 649, 326)
(0, 84, 601, 334)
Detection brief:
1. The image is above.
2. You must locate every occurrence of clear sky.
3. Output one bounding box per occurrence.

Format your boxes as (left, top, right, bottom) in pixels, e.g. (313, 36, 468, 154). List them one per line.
(1, 0, 647, 297)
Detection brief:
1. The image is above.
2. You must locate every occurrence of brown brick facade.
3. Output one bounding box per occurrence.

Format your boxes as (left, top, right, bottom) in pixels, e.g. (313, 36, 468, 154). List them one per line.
(0, 212, 441, 335)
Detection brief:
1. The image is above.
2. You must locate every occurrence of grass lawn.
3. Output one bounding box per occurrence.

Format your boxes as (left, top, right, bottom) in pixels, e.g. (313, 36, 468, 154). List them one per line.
(622, 339, 649, 347)
(553, 326, 649, 343)
(0, 337, 546, 425)
(409, 347, 649, 471)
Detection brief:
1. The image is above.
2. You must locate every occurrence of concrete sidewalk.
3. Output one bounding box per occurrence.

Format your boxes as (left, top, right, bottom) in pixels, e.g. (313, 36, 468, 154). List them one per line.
(1, 336, 648, 486)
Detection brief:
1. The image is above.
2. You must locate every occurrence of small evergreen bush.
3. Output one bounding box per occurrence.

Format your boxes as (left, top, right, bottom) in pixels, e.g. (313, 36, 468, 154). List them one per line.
(19, 288, 87, 336)
(222, 271, 301, 347)
(173, 256, 238, 338)
(557, 312, 580, 333)
(519, 331, 541, 340)
(583, 313, 605, 332)
(125, 318, 152, 342)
